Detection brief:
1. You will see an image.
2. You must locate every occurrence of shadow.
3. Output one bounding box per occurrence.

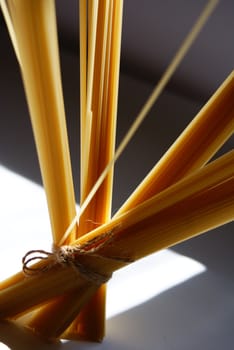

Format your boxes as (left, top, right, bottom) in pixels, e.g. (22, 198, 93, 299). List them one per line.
(0, 320, 61, 350)
(172, 222, 234, 281)
(105, 271, 234, 350)
(1, 264, 234, 350)
(0, 320, 106, 350)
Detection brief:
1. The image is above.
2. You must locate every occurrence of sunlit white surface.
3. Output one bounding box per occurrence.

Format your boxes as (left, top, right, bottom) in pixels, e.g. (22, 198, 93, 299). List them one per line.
(0, 166, 209, 349)
(0, 165, 52, 279)
(107, 250, 206, 319)
(0, 343, 10, 350)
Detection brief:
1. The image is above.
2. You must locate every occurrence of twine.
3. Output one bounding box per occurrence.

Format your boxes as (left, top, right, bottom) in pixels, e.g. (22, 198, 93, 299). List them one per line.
(22, 230, 132, 285)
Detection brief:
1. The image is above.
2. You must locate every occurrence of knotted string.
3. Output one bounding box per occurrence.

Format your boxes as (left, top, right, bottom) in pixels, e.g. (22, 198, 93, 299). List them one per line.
(22, 229, 131, 285)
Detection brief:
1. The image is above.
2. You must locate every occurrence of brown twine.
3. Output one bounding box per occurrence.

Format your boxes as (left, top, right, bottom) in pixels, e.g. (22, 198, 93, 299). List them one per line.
(22, 230, 132, 285)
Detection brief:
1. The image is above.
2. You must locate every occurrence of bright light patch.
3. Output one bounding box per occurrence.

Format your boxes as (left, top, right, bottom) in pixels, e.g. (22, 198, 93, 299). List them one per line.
(106, 249, 206, 319)
(0, 165, 51, 279)
(0, 343, 10, 350)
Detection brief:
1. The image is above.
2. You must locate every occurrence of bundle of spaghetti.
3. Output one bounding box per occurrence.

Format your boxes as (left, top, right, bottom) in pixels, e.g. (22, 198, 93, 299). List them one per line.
(68, 0, 123, 340)
(0, 0, 234, 343)
(0, 150, 233, 322)
(1, 0, 123, 340)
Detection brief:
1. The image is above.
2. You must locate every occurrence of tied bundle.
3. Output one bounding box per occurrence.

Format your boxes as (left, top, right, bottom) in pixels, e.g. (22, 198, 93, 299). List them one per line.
(0, 0, 233, 343)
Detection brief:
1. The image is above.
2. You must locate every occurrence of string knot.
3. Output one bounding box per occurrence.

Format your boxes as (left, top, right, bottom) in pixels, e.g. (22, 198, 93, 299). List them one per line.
(22, 231, 117, 285)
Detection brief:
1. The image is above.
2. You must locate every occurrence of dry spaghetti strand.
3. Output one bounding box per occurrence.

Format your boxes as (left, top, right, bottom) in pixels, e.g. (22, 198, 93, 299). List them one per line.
(6, 0, 77, 245)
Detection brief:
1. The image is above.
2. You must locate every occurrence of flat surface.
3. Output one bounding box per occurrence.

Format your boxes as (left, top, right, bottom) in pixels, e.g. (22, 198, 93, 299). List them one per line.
(0, 166, 233, 350)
